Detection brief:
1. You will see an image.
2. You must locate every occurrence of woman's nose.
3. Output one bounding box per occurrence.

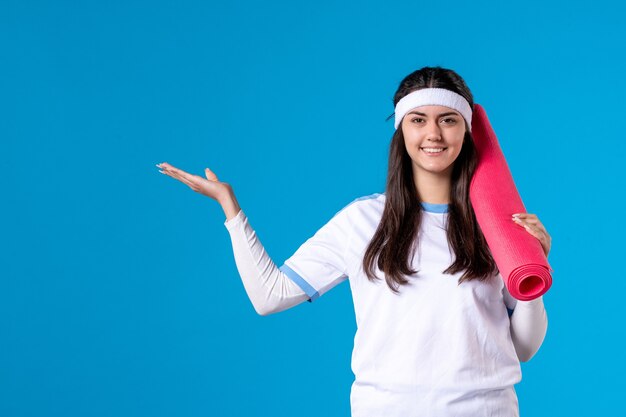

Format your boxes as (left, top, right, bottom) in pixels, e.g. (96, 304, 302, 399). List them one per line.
(424, 120, 442, 140)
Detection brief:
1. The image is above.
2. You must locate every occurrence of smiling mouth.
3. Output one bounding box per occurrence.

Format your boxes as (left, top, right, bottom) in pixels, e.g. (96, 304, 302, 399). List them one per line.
(420, 147, 447, 154)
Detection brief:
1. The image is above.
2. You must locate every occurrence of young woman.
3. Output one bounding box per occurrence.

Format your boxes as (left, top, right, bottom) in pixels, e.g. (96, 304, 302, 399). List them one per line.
(157, 66, 550, 417)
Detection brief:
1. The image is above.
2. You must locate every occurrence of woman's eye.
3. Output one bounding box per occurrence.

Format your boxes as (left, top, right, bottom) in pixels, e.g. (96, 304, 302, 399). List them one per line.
(411, 118, 424, 123)
(442, 118, 457, 124)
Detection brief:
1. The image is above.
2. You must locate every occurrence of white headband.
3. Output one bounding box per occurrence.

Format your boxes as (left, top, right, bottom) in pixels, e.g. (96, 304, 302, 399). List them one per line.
(394, 88, 473, 132)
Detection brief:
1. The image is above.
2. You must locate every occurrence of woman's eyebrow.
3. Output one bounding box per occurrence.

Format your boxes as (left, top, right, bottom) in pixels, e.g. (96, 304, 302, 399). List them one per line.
(407, 111, 459, 117)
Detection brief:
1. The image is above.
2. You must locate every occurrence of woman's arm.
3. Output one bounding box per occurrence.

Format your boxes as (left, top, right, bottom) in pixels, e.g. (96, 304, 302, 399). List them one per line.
(507, 212, 552, 362)
(508, 296, 548, 362)
(503, 282, 548, 362)
(157, 162, 308, 315)
(223, 206, 309, 315)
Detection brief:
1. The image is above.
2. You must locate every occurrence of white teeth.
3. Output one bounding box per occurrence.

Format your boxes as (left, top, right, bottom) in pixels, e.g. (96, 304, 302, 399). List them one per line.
(422, 148, 445, 153)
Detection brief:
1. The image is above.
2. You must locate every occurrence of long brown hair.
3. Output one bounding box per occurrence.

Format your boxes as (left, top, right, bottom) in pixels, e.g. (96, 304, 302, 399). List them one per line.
(363, 66, 498, 294)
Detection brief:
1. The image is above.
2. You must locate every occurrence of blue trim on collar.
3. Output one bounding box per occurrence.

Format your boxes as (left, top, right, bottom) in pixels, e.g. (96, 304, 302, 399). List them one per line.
(352, 192, 383, 203)
(420, 202, 449, 213)
(279, 264, 320, 302)
(336, 193, 383, 217)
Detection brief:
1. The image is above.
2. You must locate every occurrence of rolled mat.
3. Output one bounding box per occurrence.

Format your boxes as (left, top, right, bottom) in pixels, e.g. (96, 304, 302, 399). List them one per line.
(470, 104, 553, 301)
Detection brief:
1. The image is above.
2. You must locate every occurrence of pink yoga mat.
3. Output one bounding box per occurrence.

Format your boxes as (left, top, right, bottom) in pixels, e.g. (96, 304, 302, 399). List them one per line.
(470, 104, 553, 301)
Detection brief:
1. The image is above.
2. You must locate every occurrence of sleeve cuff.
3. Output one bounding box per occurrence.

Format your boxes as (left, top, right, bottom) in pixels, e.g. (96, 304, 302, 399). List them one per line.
(224, 209, 246, 231)
(279, 263, 320, 302)
(514, 296, 544, 309)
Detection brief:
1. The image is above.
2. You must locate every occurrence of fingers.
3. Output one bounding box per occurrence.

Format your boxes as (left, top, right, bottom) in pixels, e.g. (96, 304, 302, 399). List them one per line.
(512, 213, 548, 234)
(157, 162, 175, 171)
(512, 213, 540, 224)
(157, 162, 201, 191)
(171, 172, 197, 189)
(511, 213, 552, 256)
(160, 163, 196, 182)
(160, 168, 194, 188)
(157, 162, 219, 182)
(205, 167, 219, 182)
(512, 216, 544, 235)
(513, 217, 545, 233)
(518, 223, 549, 250)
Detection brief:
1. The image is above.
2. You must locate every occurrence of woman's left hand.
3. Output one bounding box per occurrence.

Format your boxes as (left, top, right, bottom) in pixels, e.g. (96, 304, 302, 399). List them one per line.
(512, 213, 552, 257)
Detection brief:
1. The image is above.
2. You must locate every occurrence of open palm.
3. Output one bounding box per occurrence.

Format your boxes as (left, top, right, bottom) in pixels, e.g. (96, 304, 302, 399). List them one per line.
(157, 162, 228, 202)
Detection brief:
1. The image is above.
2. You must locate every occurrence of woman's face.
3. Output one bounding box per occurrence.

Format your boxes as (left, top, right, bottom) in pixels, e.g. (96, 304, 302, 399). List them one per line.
(401, 105, 467, 179)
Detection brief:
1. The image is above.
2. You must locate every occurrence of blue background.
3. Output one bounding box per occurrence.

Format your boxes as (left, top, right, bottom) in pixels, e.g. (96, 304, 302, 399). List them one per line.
(2, 0, 624, 415)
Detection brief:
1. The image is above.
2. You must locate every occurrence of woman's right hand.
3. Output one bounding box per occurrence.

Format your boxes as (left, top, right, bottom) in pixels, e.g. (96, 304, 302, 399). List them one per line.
(157, 162, 230, 202)
(157, 162, 242, 221)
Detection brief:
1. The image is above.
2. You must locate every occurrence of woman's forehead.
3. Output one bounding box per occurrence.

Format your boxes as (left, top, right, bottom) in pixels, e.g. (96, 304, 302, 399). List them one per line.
(407, 105, 461, 116)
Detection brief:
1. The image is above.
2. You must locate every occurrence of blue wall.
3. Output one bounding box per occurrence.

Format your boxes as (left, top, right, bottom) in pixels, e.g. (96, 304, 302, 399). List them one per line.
(2, 0, 624, 415)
